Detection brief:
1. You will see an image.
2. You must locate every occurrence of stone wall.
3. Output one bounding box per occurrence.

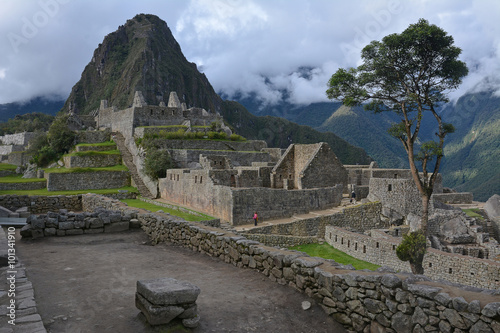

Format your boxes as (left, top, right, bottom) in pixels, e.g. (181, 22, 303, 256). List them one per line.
(163, 139, 267, 152)
(45, 171, 130, 191)
(0, 195, 82, 214)
(160, 169, 343, 225)
(244, 234, 318, 248)
(76, 143, 117, 152)
(0, 180, 46, 191)
(169, 149, 272, 168)
(0, 145, 24, 155)
(75, 129, 111, 144)
(433, 193, 473, 204)
(63, 153, 122, 168)
(7, 151, 32, 166)
(243, 203, 386, 239)
(138, 213, 500, 332)
(0, 132, 36, 146)
(20, 207, 141, 239)
(325, 227, 500, 290)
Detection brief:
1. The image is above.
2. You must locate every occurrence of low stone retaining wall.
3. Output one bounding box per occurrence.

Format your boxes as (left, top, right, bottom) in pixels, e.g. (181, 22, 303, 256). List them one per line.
(7, 151, 32, 166)
(76, 144, 117, 152)
(0, 195, 82, 214)
(76, 129, 111, 144)
(63, 154, 121, 168)
(46, 170, 130, 191)
(0, 180, 46, 191)
(0, 170, 15, 177)
(433, 193, 473, 204)
(325, 227, 500, 290)
(244, 234, 318, 248)
(244, 202, 385, 238)
(20, 207, 141, 238)
(138, 213, 500, 332)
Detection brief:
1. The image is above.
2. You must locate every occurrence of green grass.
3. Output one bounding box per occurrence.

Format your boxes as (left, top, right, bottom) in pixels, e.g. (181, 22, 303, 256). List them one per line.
(76, 141, 115, 147)
(0, 186, 138, 196)
(44, 165, 128, 173)
(138, 125, 188, 129)
(463, 208, 484, 220)
(289, 243, 381, 271)
(0, 163, 17, 171)
(0, 174, 46, 183)
(121, 199, 214, 222)
(65, 150, 121, 157)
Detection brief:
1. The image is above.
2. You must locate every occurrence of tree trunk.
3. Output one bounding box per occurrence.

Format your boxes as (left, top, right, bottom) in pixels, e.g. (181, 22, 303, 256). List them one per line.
(409, 261, 424, 275)
(421, 194, 430, 237)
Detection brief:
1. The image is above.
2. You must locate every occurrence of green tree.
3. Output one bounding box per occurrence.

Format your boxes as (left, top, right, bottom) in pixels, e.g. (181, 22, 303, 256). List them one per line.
(47, 115, 75, 154)
(143, 149, 174, 180)
(326, 19, 468, 273)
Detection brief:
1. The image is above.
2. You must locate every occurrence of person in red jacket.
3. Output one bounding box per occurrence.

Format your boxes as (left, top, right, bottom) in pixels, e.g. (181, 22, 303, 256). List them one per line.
(253, 212, 258, 226)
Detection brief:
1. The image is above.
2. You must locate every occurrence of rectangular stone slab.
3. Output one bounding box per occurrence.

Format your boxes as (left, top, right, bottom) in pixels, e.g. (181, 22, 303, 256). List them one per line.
(137, 278, 200, 305)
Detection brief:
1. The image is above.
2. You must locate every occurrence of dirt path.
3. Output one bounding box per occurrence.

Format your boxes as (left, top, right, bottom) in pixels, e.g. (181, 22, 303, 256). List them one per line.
(14, 230, 347, 333)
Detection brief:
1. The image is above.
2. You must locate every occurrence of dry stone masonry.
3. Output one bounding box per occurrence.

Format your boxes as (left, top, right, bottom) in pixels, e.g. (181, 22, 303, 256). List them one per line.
(135, 278, 200, 327)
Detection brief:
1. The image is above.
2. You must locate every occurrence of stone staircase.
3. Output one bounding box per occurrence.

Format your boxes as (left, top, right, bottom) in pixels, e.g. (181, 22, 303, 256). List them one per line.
(112, 132, 154, 198)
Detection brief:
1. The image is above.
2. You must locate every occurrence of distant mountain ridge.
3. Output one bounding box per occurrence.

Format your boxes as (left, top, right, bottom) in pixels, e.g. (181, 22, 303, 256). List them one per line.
(235, 90, 499, 201)
(0, 14, 371, 165)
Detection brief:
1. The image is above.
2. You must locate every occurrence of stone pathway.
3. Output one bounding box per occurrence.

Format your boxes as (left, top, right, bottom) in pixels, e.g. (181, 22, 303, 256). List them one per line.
(233, 200, 353, 232)
(0, 227, 46, 333)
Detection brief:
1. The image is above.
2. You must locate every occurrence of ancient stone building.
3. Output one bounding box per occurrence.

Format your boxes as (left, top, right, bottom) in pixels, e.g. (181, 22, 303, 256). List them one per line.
(271, 143, 348, 190)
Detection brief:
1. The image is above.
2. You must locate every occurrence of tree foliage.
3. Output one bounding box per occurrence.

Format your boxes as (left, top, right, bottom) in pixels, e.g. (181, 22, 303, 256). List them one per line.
(396, 231, 427, 275)
(0, 112, 54, 135)
(326, 19, 468, 273)
(143, 149, 174, 180)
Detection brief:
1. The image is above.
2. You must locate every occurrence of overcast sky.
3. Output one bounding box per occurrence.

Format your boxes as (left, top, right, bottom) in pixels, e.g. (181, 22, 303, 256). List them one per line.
(0, 0, 499, 107)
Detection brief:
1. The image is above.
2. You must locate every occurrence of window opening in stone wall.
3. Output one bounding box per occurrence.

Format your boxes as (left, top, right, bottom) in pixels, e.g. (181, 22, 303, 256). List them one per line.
(195, 176, 197, 183)
(162, 110, 164, 116)
(172, 110, 174, 116)
(394, 174, 398, 179)
(429, 263, 432, 268)
(279, 175, 282, 180)
(363, 245, 366, 253)
(341, 238, 343, 245)
(230, 175, 236, 187)
(449, 268, 453, 274)
(392, 245, 396, 251)
(355, 243, 358, 251)
(470, 272, 474, 276)
(388, 184, 392, 191)
(347, 240, 350, 248)
(177, 175, 179, 181)
(329, 233, 332, 239)
(376, 242, 379, 248)
(335, 235, 337, 242)
(150, 109, 153, 116)
(200, 176, 202, 184)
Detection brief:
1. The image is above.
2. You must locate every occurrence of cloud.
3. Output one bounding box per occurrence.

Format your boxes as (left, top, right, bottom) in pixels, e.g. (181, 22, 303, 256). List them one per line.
(0, 0, 498, 106)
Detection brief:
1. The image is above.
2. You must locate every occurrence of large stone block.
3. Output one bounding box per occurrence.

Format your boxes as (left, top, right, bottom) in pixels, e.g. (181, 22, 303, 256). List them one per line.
(137, 278, 200, 306)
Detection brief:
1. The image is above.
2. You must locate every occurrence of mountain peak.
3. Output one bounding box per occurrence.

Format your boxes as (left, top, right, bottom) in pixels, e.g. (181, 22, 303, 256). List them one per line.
(62, 14, 221, 115)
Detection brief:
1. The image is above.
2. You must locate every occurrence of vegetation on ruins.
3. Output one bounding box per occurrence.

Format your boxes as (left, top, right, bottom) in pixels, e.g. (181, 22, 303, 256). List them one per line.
(326, 19, 468, 274)
(290, 243, 380, 271)
(29, 115, 76, 167)
(43, 165, 128, 174)
(395, 230, 427, 274)
(0, 112, 54, 135)
(143, 149, 174, 180)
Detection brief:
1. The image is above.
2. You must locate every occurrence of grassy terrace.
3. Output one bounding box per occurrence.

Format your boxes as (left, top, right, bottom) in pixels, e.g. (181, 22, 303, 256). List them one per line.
(289, 243, 381, 271)
(0, 163, 18, 171)
(463, 208, 484, 220)
(43, 165, 128, 173)
(0, 174, 46, 183)
(121, 199, 214, 222)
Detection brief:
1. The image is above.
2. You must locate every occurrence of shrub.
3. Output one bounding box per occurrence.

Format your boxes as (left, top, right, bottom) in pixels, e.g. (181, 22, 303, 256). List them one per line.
(143, 149, 174, 180)
(396, 230, 427, 274)
(31, 146, 58, 167)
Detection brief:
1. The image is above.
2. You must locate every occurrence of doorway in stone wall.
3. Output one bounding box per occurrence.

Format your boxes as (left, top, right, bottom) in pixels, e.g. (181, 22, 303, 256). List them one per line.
(230, 175, 236, 187)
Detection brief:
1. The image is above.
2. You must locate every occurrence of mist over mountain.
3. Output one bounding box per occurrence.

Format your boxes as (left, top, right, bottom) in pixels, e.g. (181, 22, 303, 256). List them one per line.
(235, 89, 499, 201)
